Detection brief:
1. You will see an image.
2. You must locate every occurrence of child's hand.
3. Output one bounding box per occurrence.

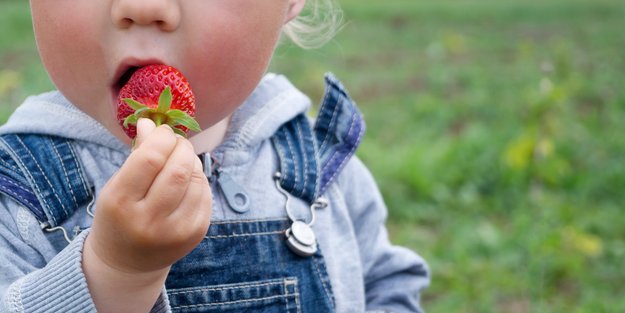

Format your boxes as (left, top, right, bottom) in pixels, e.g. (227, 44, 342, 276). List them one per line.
(87, 118, 212, 274)
(82, 118, 211, 311)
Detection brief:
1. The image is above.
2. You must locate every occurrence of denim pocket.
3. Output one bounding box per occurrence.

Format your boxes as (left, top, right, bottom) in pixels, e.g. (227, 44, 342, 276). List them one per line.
(168, 277, 301, 313)
(165, 219, 334, 312)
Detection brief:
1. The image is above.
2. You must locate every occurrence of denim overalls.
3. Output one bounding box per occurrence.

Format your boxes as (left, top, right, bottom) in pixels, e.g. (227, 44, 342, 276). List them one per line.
(0, 74, 365, 312)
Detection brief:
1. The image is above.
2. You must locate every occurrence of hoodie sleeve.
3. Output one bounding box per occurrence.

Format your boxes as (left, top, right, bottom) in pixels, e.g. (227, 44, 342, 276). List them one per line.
(0, 197, 171, 313)
(337, 157, 430, 313)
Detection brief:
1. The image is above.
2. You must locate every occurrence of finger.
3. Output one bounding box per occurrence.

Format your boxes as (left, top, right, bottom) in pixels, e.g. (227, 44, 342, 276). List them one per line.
(133, 118, 156, 150)
(167, 156, 212, 239)
(175, 155, 212, 220)
(143, 137, 199, 216)
(114, 125, 178, 200)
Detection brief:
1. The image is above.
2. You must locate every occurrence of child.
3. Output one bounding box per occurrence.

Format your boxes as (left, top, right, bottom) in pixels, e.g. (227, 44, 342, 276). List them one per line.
(0, 0, 429, 312)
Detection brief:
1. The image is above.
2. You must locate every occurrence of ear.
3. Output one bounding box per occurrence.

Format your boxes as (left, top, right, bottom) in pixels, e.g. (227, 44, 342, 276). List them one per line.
(285, 0, 306, 24)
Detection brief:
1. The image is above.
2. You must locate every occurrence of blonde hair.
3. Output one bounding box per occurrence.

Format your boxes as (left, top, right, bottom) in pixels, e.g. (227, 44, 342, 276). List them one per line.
(282, 0, 343, 49)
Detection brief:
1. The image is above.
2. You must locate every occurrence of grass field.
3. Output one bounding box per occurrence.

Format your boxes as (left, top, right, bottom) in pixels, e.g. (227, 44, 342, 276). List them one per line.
(2, 0, 625, 312)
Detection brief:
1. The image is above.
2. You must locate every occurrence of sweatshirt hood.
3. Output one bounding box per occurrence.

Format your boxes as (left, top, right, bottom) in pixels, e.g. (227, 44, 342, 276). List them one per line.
(0, 73, 311, 155)
(0, 91, 127, 151)
(217, 73, 311, 152)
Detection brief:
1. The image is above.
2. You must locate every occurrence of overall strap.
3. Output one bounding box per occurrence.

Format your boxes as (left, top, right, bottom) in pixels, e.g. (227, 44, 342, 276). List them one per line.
(0, 134, 92, 228)
(272, 73, 366, 204)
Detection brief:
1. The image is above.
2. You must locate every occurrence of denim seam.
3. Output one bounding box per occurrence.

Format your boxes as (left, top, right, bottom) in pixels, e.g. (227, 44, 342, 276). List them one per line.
(319, 81, 332, 120)
(210, 218, 289, 225)
(171, 294, 299, 309)
(14, 137, 67, 224)
(204, 230, 283, 239)
(0, 158, 20, 173)
(66, 141, 92, 202)
(0, 175, 30, 192)
(320, 112, 361, 188)
(168, 279, 289, 295)
(291, 279, 301, 313)
(0, 175, 33, 194)
(312, 254, 333, 307)
(0, 176, 39, 209)
(0, 140, 22, 173)
(50, 142, 78, 207)
(320, 111, 357, 175)
(294, 119, 309, 196)
(317, 82, 334, 153)
(284, 127, 299, 195)
(283, 278, 291, 313)
(317, 92, 342, 155)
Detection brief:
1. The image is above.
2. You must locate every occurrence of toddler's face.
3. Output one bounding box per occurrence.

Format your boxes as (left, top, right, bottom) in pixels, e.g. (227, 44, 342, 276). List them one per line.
(30, 0, 304, 143)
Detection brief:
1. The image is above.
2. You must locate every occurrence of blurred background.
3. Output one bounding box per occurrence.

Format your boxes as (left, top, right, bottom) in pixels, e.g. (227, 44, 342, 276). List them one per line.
(2, 0, 624, 311)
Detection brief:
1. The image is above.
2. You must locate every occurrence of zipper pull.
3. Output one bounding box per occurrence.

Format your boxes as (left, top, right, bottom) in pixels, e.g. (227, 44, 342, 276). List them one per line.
(215, 169, 251, 213)
(200, 153, 251, 214)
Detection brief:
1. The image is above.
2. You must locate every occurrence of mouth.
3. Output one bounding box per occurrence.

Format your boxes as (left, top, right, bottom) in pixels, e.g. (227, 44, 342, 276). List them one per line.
(113, 66, 139, 96)
(111, 59, 164, 99)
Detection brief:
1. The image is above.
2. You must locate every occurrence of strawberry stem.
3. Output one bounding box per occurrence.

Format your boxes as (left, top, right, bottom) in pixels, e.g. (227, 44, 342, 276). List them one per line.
(151, 112, 167, 127)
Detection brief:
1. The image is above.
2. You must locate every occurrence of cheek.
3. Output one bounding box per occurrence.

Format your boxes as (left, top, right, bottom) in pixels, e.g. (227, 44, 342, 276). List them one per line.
(32, 4, 107, 97)
(183, 12, 285, 123)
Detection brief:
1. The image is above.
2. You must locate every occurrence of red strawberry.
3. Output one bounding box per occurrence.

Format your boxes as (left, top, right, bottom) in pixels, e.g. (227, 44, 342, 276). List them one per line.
(116, 64, 201, 139)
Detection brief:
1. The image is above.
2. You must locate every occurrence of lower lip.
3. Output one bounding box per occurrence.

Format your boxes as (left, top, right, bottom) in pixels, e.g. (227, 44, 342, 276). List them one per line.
(110, 87, 121, 118)
(111, 86, 120, 104)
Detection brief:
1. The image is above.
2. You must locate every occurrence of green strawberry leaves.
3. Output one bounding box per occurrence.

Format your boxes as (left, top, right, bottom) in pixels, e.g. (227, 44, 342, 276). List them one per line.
(122, 86, 201, 137)
(157, 86, 172, 113)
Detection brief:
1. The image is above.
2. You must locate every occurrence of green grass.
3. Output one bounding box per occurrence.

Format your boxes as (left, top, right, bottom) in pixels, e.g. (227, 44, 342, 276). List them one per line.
(2, 0, 625, 312)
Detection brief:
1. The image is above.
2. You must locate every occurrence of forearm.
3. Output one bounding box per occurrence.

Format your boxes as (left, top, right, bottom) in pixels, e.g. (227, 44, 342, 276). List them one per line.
(83, 234, 170, 313)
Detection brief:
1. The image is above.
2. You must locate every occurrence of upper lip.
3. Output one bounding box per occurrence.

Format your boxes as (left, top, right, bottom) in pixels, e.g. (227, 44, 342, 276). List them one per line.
(111, 57, 166, 92)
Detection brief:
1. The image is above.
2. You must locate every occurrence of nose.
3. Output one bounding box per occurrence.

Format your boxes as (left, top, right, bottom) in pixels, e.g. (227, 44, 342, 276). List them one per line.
(111, 0, 181, 31)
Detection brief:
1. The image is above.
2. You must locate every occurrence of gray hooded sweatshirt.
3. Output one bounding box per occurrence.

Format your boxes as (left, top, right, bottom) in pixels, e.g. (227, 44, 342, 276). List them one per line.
(0, 74, 429, 312)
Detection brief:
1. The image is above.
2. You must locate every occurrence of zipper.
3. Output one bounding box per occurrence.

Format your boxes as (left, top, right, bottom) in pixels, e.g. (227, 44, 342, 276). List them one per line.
(199, 153, 250, 214)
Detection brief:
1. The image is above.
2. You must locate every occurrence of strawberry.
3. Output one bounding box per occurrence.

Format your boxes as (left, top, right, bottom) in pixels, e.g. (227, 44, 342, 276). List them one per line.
(116, 64, 201, 139)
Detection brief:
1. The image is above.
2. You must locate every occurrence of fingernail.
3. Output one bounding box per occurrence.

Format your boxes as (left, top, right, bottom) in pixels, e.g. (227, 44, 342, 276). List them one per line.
(137, 118, 156, 133)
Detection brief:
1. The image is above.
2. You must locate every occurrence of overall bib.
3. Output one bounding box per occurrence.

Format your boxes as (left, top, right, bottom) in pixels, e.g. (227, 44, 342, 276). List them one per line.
(0, 74, 365, 313)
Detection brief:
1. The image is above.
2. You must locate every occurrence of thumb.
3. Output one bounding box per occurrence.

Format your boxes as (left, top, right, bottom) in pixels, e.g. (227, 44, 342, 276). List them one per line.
(133, 118, 156, 149)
